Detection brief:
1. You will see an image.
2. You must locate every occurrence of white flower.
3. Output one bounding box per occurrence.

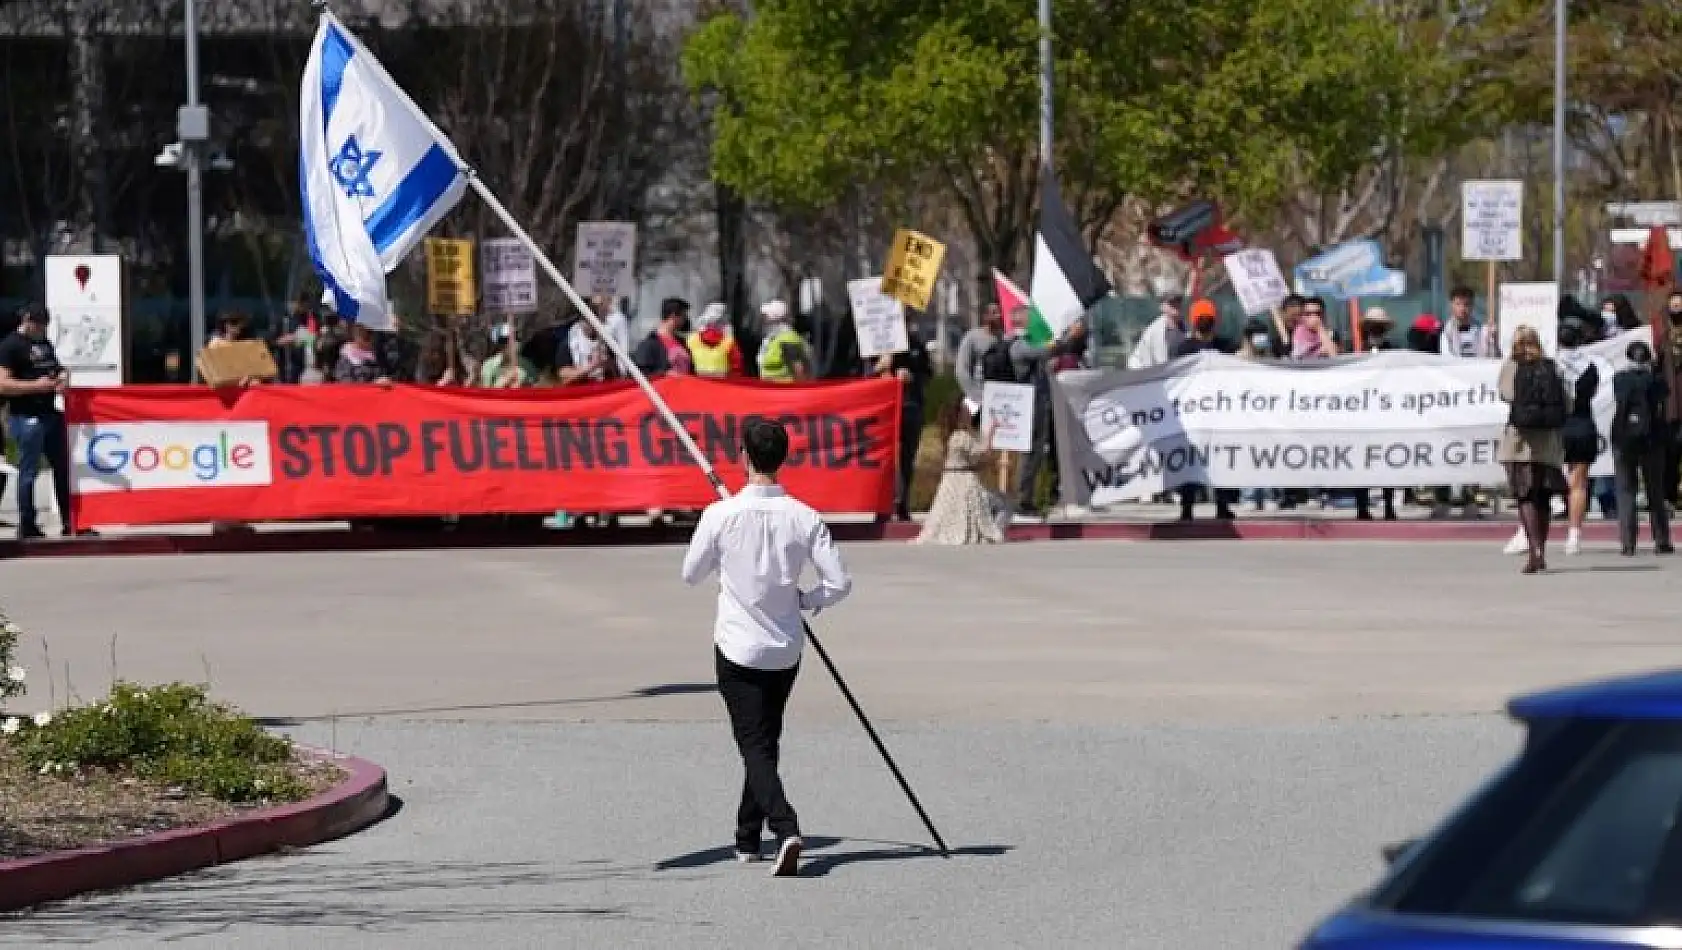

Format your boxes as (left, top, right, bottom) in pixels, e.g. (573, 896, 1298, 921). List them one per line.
(32, 711, 51, 728)
(1, 717, 18, 736)
(6, 666, 24, 684)
(38, 761, 53, 775)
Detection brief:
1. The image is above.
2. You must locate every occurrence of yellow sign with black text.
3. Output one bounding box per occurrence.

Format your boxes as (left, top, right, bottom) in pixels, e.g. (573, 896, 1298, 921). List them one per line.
(880, 229, 945, 311)
(425, 238, 477, 316)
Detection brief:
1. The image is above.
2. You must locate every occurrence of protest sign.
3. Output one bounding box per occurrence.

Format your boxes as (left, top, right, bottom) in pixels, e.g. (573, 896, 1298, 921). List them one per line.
(424, 238, 476, 316)
(44, 254, 125, 387)
(982, 382, 1035, 454)
(1294, 241, 1385, 299)
(1223, 249, 1290, 315)
(573, 221, 637, 299)
(66, 376, 901, 529)
(1052, 330, 1645, 505)
(481, 238, 538, 314)
(1498, 283, 1560, 357)
(880, 229, 946, 311)
(847, 278, 910, 358)
(1462, 180, 1524, 262)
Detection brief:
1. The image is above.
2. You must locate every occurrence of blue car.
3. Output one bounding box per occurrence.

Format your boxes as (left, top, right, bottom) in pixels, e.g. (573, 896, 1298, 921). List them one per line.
(1302, 670, 1682, 949)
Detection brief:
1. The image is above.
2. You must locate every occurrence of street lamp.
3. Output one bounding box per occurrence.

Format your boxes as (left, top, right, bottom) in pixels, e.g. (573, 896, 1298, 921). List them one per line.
(1552, 0, 1565, 290)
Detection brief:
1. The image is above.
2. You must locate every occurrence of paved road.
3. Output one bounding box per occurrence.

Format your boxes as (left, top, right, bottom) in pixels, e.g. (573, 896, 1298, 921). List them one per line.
(1, 541, 1672, 947)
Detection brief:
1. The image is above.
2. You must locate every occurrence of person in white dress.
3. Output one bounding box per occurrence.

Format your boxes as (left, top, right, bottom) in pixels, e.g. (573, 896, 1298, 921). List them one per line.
(914, 401, 1008, 545)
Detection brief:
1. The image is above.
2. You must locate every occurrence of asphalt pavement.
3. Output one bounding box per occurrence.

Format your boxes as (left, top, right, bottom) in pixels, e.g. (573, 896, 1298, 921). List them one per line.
(1, 540, 1672, 948)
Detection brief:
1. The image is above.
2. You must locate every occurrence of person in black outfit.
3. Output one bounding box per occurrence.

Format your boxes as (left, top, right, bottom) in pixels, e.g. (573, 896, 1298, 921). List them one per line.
(873, 331, 932, 522)
(1171, 300, 1237, 521)
(1610, 341, 1673, 557)
(0, 304, 85, 539)
(1354, 307, 1400, 521)
(1555, 319, 1603, 555)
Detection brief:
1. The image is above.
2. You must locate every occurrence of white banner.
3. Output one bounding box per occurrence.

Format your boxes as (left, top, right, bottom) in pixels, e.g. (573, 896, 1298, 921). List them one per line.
(481, 238, 537, 314)
(982, 382, 1035, 454)
(1462, 180, 1524, 262)
(846, 277, 909, 358)
(1223, 249, 1289, 315)
(1053, 331, 1646, 506)
(572, 221, 636, 299)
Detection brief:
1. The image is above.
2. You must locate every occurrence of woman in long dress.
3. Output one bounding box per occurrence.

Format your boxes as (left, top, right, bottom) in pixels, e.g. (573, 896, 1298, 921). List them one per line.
(913, 401, 1007, 545)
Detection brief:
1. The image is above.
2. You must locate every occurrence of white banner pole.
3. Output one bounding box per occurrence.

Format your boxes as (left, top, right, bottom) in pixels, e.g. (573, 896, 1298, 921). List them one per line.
(462, 174, 727, 499)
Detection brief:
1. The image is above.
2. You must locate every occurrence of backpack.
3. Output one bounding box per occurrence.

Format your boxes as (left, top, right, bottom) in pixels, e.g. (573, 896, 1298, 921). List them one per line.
(1612, 367, 1657, 449)
(980, 338, 1021, 384)
(1508, 360, 1567, 430)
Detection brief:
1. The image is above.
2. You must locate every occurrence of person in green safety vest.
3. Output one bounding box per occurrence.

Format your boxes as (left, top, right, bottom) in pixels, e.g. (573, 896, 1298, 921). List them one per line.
(756, 299, 810, 382)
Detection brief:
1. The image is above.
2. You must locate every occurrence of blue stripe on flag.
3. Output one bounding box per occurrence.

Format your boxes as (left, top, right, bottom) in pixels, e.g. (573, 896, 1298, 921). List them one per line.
(299, 153, 359, 320)
(365, 144, 459, 255)
(319, 24, 354, 127)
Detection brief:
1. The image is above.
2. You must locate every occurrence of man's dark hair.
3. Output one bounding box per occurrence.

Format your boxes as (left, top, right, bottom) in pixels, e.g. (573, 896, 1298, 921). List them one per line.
(1628, 341, 1655, 364)
(1450, 285, 1475, 302)
(742, 418, 790, 475)
(1282, 294, 1306, 310)
(15, 302, 46, 325)
(661, 297, 690, 320)
(1303, 296, 1326, 313)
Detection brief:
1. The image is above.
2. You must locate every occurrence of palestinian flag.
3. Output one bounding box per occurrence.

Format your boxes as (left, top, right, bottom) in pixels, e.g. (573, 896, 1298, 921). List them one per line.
(992, 269, 1030, 335)
(1027, 166, 1112, 344)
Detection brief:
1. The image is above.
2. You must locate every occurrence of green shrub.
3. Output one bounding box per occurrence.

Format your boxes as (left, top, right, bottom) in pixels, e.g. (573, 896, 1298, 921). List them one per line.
(13, 682, 307, 804)
(0, 610, 23, 710)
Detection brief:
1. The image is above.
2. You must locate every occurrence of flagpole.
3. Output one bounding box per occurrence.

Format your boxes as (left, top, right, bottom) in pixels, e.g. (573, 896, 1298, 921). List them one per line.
(463, 175, 725, 497)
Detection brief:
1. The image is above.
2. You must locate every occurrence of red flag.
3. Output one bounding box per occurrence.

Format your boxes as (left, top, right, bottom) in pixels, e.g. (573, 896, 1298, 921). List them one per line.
(1640, 226, 1675, 291)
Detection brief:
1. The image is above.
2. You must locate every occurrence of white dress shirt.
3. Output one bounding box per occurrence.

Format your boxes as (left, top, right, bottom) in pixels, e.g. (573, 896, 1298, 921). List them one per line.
(681, 483, 853, 671)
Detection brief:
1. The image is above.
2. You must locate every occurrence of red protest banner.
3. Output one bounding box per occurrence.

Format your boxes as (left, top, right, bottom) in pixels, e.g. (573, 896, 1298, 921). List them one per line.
(65, 377, 901, 529)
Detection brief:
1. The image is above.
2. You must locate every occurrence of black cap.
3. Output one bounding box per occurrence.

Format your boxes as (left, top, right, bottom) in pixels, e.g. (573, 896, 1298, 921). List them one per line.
(661, 297, 691, 319)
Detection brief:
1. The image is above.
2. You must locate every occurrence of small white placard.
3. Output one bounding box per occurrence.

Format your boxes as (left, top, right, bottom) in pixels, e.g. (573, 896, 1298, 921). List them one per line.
(1498, 282, 1560, 358)
(1462, 180, 1524, 262)
(1223, 249, 1290, 315)
(982, 381, 1035, 454)
(847, 277, 909, 358)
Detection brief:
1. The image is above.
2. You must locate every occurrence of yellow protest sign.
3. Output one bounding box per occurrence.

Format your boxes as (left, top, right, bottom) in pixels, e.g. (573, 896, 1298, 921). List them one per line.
(880, 229, 946, 311)
(425, 237, 477, 316)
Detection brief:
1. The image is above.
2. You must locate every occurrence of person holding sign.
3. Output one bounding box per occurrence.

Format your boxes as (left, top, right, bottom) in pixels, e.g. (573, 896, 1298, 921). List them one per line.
(914, 401, 1006, 545)
(873, 335, 932, 522)
(757, 300, 811, 382)
(1171, 300, 1238, 522)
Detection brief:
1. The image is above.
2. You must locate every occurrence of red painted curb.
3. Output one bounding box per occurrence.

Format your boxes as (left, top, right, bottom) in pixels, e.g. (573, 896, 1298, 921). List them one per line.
(0, 517, 1659, 559)
(0, 749, 388, 912)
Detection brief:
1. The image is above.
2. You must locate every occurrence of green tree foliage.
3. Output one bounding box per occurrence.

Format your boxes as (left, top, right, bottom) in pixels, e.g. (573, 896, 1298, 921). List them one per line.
(683, 0, 1427, 272)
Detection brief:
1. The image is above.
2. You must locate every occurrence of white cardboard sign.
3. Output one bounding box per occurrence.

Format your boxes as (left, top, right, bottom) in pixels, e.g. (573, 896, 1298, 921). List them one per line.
(1498, 282, 1560, 358)
(982, 381, 1035, 454)
(44, 254, 125, 387)
(572, 221, 637, 300)
(846, 277, 909, 358)
(481, 238, 537, 314)
(1223, 249, 1290, 315)
(1462, 180, 1524, 262)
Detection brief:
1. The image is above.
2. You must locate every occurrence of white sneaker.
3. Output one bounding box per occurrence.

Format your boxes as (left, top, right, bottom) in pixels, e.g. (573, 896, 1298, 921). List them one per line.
(1502, 530, 1528, 556)
(771, 836, 802, 877)
(1565, 529, 1582, 556)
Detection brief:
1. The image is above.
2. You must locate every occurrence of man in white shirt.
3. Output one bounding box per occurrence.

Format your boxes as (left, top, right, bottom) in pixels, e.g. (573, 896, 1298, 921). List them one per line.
(681, 418, 852, 877)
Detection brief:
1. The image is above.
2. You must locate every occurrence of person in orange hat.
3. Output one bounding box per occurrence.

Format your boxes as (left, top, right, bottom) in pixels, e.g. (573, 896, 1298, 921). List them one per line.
(1171, 299, 1237, 521)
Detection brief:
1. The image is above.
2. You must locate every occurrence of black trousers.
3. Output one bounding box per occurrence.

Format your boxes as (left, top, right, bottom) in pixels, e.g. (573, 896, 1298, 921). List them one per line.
(1665, 422, 1682, 507)
(1615, 443, 1674, 551)
(716, 649, 800, 849)
(896, 408, 924, 516)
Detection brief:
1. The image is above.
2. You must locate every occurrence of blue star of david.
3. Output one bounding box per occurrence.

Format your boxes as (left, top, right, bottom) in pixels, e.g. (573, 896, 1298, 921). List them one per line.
(329, 135, 382, 199)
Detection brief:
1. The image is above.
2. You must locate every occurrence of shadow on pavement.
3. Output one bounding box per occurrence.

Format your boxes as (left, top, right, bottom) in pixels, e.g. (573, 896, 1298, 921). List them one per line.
(655, 836, 1012, 877)
(0, 857, 635, 944)
(257, 682, 717, 726)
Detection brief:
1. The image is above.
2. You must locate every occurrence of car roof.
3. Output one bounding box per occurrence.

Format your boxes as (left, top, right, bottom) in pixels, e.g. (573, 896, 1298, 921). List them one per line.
(1509, 669, 1682, 722)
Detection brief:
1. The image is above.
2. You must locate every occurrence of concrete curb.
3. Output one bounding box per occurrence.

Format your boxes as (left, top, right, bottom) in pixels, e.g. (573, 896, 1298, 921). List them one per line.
(0, 749, 388, 913)
(0, 518, 1659, 559)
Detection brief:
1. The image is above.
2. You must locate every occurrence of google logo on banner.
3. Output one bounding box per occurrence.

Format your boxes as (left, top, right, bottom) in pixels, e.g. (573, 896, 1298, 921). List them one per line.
(73, 422, 273, 494)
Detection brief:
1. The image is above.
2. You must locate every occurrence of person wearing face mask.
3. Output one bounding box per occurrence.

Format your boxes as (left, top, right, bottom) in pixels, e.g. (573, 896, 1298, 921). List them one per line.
(1610, 340, 1673, 556)
(1601, 294, 1643, 337)
(1654, 290, 1682, 508)
(1171, 300, 1238, 521)
(1354, 308, 1398, 521)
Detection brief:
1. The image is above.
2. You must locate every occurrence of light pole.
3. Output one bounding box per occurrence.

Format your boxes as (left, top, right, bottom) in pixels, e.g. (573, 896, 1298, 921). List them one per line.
(1038, 0, 1052, 167)
(179, 0, 209, 372)
(1552, 0, 1566, 289)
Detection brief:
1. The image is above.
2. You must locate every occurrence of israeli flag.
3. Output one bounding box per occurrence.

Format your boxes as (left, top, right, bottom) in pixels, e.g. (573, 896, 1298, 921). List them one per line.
(299, 12, 467, 331)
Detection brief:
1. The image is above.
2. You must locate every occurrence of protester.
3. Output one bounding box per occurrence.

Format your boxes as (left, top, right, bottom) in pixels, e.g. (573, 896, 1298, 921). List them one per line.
(914, 401, 1006, 545)
(954, 302, 1006, 411)
(1291, 297, 1340, 359)
(1010, 315, 1087, 516)
(1441, 286, 1497, 359)
(1610, 340, 1674, 557)
(1127, 293, 1185, 369)
(1237, 317, 1279, 512)
(632, 297, 693, 376)
(1499, 325, 1570, 574)
(315, 311, 350, 382)
(756, 300, 810, 382)
(210, 311, 250, 346)
(1267, 295, 1307, 358)
(589, 294, 632, 360)
(1654, 290, 1682, 508)
(414, 323, 468, 385)
(679, 418, 852, 877)
(333, 322, 391, 384)
(1355, 307, 1399, 521)
(0, 304, 86, 539)
(1602, 293, 1643, 335)
(875, 332, 932, 522)
(0, 308, 16, 514)
(556, 317, 616, 386)
(1406, 314, 1442, 353)
(686, 303, 744, 379)
(1171, 300, 1237, 521)
(1555, 320, 1604, 556)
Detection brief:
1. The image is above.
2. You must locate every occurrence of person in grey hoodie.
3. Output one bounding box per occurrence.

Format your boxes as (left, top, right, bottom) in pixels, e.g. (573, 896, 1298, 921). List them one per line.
(953, 302, 1005, 411)
(1009, 318, 1088, 515)
(1436, 285, 1498, 517)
